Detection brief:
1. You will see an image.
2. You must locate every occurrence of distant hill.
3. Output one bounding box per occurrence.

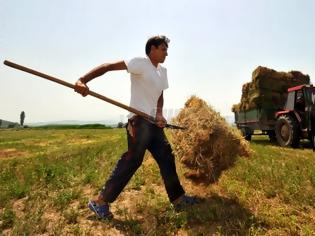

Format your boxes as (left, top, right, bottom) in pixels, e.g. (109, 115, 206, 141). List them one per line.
(26, 116, 234, 128)
(27, 120, 119, 128)
(0, 119, 20, 128)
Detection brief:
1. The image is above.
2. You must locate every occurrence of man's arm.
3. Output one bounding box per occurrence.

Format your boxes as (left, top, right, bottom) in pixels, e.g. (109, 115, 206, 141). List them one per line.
(156, 92, 167, 128)
(75, 61, 127, 96)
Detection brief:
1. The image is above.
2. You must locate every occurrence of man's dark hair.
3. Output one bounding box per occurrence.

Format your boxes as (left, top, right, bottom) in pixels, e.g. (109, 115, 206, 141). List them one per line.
(145, 35, 170, 56)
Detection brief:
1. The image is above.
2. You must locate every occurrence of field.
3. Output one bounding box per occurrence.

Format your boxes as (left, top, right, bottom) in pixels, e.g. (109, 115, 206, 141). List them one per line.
(0, 128, 315, 235)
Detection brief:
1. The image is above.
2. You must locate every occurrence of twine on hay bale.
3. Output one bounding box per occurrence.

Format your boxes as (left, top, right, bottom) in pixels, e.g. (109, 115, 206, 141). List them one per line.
(171, 96, 251, 184)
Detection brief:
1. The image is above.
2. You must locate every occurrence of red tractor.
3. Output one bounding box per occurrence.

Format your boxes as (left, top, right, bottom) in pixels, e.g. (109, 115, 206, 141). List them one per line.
(234, 84, 315, 149)
(275, 84, 315, 148)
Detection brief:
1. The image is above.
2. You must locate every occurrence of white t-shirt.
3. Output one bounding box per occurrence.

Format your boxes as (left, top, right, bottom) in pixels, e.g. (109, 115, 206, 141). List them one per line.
(124, 57, 169, 118)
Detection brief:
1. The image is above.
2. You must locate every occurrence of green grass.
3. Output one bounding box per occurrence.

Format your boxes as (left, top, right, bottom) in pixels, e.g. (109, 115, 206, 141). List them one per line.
(219, 137, 315, 235)
(0, 129, 315, 235)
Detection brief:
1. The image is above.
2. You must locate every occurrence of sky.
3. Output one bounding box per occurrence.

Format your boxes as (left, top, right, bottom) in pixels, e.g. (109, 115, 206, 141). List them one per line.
(1, 0, 315, 124)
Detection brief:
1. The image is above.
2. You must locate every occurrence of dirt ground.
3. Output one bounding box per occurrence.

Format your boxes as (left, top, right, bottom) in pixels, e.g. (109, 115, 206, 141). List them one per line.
(0, 149, 29, 160)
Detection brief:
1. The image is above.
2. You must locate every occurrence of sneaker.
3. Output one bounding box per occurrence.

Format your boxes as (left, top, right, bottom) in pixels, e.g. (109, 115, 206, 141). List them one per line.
(172, 195, 202, 211)
(88, 200, 113, 220)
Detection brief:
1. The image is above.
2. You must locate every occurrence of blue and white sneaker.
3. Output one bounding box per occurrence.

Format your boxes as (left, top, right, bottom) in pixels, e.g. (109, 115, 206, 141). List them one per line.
(173, 195, 202, 211)
(88, 200, 113, 220)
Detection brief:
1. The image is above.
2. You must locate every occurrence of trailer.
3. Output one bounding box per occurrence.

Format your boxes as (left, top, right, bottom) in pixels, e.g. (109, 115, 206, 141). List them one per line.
(234, 108, 276, 141)
(234, 84, 315, 148)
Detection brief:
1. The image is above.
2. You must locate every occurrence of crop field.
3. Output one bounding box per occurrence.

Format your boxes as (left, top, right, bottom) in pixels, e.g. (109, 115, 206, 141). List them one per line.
(0, 128, 315, 235)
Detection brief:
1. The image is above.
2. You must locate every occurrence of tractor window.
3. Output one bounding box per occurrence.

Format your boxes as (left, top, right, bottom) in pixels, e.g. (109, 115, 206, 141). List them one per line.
(285, 92, 295, 110)
(295, 90, 305, 111)
(311, 92, 315, 105)
(305, 87, 315, 105)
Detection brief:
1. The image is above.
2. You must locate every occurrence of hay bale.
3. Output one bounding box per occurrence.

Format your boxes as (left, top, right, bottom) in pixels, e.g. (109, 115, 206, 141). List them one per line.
(233, 66, 310, 112)
(171, 96, 251, 184)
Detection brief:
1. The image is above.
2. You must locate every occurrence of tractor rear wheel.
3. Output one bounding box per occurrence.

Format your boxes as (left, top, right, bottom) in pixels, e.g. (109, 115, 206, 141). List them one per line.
(275, 115, 300, 147)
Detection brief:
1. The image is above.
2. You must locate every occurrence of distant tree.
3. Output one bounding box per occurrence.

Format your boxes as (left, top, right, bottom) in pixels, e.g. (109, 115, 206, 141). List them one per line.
(20, 111, 25, 126)
(117, 122, 124, 128)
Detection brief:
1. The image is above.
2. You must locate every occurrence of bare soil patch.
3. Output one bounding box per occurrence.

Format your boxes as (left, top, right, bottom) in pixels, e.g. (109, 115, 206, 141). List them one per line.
(0, 149, 28, 159)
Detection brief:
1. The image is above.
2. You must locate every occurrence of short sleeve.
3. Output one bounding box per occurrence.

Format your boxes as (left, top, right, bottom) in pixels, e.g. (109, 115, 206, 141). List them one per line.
(124, 57, 146, 74)
(162, 67, 169, 90)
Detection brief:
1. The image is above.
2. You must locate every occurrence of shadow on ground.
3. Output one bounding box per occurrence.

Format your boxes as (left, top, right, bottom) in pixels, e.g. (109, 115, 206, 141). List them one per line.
(174, 194, 268, 235)
(85, 193, 268, 235)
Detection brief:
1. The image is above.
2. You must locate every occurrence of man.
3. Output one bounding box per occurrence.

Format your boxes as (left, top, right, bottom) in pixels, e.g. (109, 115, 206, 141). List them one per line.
(74, 35, 200, 219)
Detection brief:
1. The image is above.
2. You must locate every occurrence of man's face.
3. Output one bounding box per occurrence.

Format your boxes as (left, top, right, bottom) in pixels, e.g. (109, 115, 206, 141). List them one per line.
(151, 43, 168, 63)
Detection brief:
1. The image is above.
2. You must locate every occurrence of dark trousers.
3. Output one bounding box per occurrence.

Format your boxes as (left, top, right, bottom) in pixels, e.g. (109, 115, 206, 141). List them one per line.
(100, 116, 185, 203)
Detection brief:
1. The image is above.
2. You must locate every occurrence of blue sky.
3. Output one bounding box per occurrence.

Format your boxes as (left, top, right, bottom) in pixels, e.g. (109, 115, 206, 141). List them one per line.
(1, 0, 315, 124)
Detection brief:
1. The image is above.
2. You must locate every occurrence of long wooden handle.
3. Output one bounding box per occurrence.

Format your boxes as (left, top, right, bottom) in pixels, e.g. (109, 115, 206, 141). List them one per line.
(3, 60, 186, 130)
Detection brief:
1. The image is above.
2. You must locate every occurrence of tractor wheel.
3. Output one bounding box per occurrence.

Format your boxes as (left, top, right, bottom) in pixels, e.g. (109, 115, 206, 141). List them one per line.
(275, 115, 300, 147)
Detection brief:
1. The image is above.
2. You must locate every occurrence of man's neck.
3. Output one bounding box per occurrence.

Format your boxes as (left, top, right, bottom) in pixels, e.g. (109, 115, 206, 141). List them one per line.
(148, 57, 159, 68)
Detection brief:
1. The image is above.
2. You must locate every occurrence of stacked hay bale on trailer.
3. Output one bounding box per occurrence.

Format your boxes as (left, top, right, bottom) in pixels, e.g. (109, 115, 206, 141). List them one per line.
(233, 66, 310, 112)
(232, 66, 310, 142)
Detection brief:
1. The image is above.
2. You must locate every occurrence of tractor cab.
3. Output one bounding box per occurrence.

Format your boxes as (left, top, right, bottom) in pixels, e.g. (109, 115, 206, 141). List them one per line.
(275, 84, 315, 147)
